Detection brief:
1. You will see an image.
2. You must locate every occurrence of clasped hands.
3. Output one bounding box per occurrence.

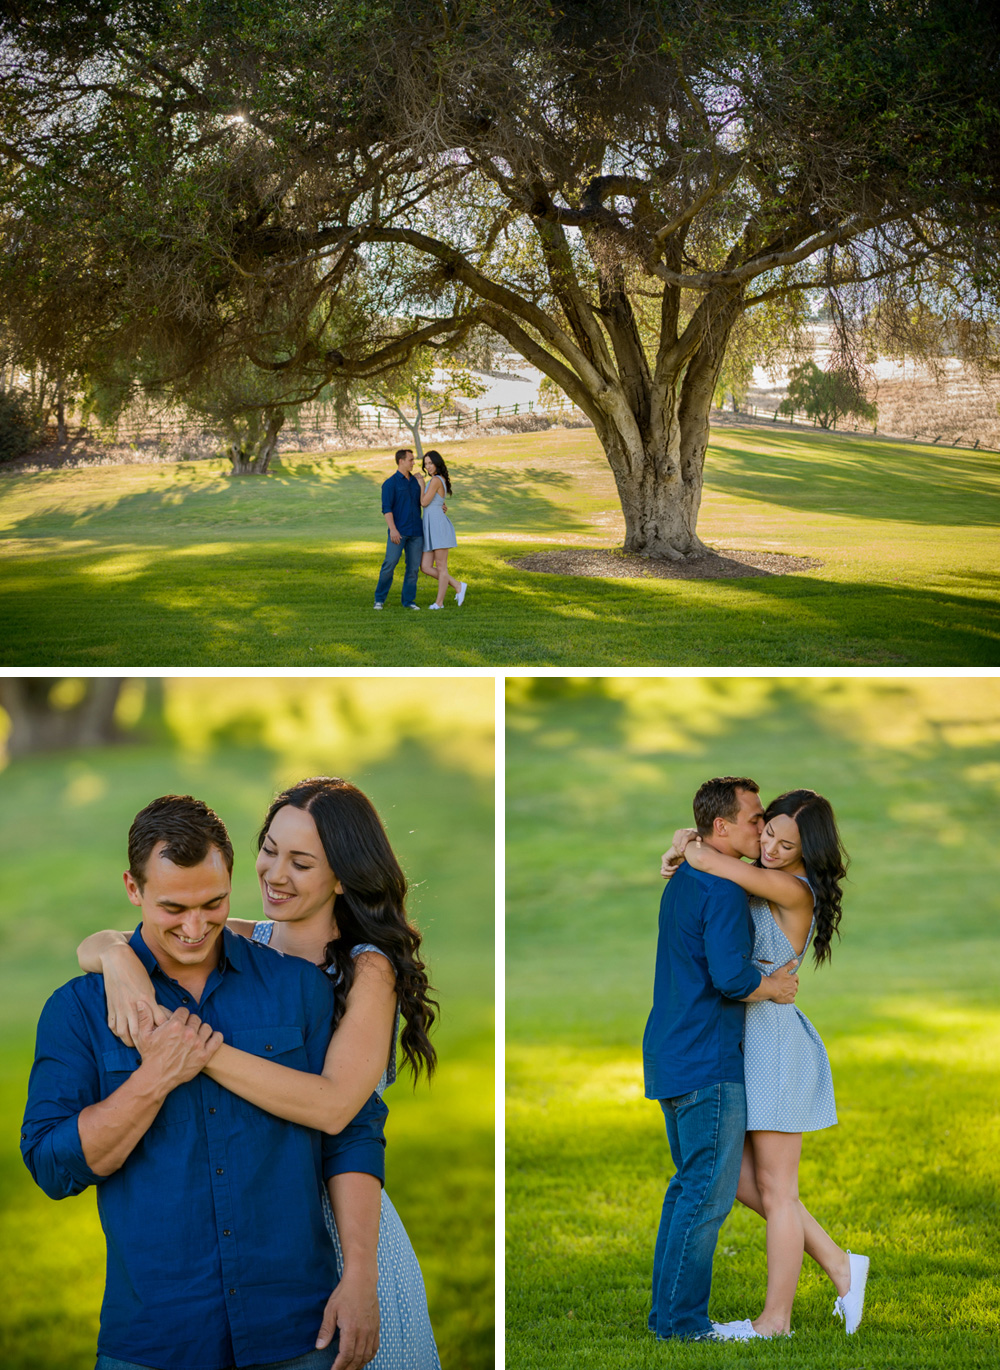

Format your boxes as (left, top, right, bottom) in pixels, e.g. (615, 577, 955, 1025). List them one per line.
(660, 826, 703, 879)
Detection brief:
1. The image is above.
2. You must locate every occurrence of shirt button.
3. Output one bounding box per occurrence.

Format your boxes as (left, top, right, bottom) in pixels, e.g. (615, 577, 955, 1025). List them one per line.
(181, 997, 190, 1004)
(265, 1044, 273, 1051)
(223, 1229, 231, 1236)
(216, 1168, 224, 1175)
(209, 1107, 216, 1114)
(229, 1288, 236, 1295)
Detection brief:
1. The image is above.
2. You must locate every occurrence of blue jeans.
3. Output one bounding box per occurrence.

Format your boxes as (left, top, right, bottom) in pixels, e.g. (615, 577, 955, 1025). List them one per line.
(649, 1080, 746, 1340)
(374, 532, 422, 605)
(96, 1348, 336, 1370)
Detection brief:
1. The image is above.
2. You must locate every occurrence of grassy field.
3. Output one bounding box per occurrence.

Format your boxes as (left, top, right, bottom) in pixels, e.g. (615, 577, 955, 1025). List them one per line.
(1, 425, 998, 665)
(505, 677, 1000, 1369)
(0, 679, 494, 1370)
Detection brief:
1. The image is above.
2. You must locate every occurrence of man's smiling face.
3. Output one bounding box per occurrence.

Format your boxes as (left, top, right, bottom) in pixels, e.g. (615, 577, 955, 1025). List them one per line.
(124, 843, 231, 977)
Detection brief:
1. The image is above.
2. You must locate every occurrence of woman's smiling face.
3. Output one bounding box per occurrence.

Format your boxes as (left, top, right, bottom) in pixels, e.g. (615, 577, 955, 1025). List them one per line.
(760, 812, 804, 870)
(256, 803, 342, 924)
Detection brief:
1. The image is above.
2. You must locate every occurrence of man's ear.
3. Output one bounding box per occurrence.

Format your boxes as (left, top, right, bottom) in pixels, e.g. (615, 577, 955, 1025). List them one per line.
(713, 815, 728, 838)
(123, 870, 144, 908)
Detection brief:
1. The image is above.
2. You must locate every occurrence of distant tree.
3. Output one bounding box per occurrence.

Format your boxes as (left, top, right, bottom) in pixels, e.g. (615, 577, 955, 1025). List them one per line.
(780, 361, 878, 429)
(0, 679, 125, 757)
(361, 346, 487, 459)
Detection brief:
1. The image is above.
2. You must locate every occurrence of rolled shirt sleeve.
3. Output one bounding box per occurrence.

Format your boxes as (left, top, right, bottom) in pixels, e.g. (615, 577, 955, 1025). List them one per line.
(704, 880, 762, 1001)
(21, 985, 108, 1199)
(321, 1092, 388, 1185)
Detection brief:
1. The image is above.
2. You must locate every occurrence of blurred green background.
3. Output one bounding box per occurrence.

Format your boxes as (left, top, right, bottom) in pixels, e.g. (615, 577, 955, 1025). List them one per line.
(0, 677, 494, 1370)
(506, 676, 1000, 1369)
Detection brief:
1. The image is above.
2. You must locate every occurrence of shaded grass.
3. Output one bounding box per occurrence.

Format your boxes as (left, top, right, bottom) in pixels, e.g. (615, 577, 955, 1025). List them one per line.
(0, 715, 494, 1370)
(505, 677, 1000, 1368)
(2, 427, 998, 665)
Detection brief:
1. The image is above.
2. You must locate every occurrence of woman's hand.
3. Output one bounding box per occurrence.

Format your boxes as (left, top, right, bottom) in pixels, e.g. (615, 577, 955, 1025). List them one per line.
(681, 836, 710, 869)
(671, 827, 699, 853)
(317, 1264, 380, 1370)
(101, 943, 168, 1047)
(660, 846, 683, 880)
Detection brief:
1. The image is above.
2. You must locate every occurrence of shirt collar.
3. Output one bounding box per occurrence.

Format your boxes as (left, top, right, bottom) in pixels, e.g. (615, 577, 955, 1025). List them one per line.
(130, 921, 246, 979)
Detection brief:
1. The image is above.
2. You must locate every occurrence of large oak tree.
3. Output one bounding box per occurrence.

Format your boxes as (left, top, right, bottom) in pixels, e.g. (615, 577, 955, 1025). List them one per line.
(2, 1, 998, 554)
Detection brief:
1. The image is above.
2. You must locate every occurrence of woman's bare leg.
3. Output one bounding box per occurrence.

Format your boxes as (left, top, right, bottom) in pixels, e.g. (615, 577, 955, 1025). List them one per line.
(742, 1131, 805, 1334)
(736, 1136, 851, 1298)
(431, 549, 460, 604)
(420, 551, 439, 581)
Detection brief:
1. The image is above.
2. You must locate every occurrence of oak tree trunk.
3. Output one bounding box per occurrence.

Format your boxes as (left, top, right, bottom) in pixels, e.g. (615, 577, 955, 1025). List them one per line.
(0, 679, 125, 757)
(227, 409, 285, 475)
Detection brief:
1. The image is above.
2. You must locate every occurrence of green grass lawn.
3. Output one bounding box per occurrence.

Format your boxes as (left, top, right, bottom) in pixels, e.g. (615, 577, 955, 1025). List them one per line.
(0, 684, 494, 1370)
(1, 425, 998, 665)
(505, 677, 1000, 1369)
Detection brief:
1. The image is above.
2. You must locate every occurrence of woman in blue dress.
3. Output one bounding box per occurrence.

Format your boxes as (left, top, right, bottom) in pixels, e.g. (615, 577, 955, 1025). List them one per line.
(79, 777, 441, 1370)
(419, 450, 467, 608)
(661, 789, 868, 1340)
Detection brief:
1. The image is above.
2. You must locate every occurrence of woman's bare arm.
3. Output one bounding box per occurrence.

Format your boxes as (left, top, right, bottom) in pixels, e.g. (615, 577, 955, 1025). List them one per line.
(77, 930, 171, 1045)
(419, 475, 442, 507)
(316, 1172, 382, 1368)
(682, 840, 813, 915)
(202, 951, 398, 1134)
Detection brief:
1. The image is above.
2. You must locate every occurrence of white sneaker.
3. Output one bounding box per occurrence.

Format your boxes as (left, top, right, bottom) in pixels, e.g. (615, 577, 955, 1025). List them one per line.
(832, 1251, 870, 1334)
(373, 602, 384, 610)
(404, 603, 420, 610)
(455, 581, 467, 606)
(428, 602, 444, 610)
(710, 1320, 759, 1341)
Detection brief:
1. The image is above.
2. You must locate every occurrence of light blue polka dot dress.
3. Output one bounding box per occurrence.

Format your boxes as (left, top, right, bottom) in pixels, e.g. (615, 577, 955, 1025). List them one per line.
(743, 881, 837, 1133)
(253, 923, 441, 1369)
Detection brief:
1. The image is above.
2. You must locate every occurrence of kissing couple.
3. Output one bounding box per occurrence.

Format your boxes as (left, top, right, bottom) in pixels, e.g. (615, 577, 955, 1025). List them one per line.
(643, 775, 869, 1342)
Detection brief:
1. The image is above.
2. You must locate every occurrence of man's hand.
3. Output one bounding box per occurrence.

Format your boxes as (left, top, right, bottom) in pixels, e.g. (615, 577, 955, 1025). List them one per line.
(134, 1005, 223, 1090)
(389, 529, 401, 544)
(316, 1267, 380, 1370)
(744, 960, 799, 1004)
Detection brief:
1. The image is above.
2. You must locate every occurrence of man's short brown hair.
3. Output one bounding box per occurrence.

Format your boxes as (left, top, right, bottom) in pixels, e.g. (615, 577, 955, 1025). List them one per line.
(692, 776, 760, 836)
(128, 795, 234, 889)
(394, 448, 413, 464)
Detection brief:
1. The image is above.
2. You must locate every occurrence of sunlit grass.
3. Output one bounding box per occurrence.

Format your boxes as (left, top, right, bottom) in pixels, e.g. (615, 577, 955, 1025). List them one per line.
(506, 677, 1000, 1368)
(1, 428, 998, 664)
(0, 683, 494, 1370)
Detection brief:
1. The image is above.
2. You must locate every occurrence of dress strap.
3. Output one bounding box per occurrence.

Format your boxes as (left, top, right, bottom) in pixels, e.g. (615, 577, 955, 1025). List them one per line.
(251, 920, 274, 945)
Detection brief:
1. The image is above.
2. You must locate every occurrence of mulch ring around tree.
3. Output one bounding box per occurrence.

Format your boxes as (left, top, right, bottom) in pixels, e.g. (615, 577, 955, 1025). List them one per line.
(508, 547, 823, 580)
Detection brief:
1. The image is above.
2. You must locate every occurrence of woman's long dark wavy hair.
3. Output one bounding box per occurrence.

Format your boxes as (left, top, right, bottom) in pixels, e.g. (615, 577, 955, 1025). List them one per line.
(257, 777, 438, 1081)
(763, 789, 848, 966)
(422, 449, 452, 495)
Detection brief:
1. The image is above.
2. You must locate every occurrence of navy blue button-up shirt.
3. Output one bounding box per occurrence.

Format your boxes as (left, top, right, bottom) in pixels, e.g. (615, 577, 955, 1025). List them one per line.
(21, 925, 387, 1370)
(643, 862, 762, 1101)
(380, 468, 423, 537)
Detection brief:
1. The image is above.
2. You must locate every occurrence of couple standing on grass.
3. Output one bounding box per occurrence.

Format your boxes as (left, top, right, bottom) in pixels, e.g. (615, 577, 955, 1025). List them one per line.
(22, 780, 442, 1370)
(644, 775, 869, 1342)
(374, 449, 467, 611)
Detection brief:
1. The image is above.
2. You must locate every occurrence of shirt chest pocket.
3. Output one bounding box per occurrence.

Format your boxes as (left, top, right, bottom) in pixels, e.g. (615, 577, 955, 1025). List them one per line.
(227, 1024, 309, 1116)
(102, 1045, 196, 1128)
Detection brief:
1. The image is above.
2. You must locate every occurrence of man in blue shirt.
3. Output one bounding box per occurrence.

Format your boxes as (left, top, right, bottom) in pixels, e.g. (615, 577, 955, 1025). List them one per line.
(642, 776, 800, 1342)
(21, 795, 388, 1370)
(374, 449, 424, 609)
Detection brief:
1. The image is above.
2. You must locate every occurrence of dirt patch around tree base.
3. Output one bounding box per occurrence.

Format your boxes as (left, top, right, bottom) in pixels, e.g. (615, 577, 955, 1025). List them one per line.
(508, 546, 823, 580)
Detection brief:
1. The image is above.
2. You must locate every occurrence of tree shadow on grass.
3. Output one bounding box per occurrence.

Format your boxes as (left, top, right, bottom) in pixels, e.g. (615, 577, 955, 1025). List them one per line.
(1, 544, 998, 665)
(2, 461, 582, 539)
(707, 427, 1000, 526)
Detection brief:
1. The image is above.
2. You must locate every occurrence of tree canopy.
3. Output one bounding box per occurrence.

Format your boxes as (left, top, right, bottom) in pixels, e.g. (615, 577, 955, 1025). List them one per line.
(2, 1, 998, 553)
